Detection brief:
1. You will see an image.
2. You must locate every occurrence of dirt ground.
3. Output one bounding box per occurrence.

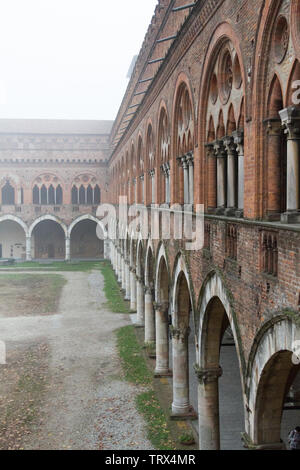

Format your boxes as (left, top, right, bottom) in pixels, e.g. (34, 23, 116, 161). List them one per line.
(0, 274, 66, 317)
(0, 270, 152, 450)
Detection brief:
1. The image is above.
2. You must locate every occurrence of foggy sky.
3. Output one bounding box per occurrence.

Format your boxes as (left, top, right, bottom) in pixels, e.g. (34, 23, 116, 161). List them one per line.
(0, 0, 158, 121)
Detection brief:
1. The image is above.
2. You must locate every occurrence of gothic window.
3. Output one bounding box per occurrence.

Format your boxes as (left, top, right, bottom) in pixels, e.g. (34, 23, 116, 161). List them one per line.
(56, 185, 63, 205)
(94, 185, 101, 204)
(33, 185, 40, 204)
(87, 185, 93, 205)
(48, 185, 55, 205)
(41, 185, 47, 205)
(2, 181, 15, 205)
(71, 186, 78, 204)
(79, 185, 86, 205)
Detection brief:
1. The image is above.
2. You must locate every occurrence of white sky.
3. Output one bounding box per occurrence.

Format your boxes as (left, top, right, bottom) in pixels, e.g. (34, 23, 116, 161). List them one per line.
(0, 0, 158, 121)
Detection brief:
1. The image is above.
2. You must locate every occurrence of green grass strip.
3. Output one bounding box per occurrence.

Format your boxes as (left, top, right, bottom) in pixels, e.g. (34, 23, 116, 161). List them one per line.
(136, 391, 176, 450)
(116, 325, 176, 450)
(116, 326, 152, 384)
(99, 261, 130, 313)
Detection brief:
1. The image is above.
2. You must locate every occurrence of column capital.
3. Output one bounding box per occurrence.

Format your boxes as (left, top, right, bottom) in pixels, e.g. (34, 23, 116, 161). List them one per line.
(223, 135, 237, 156)
(279, 106, 300, 139)
(232, 129, 245, 156)
(170, 325, 191, 342)
(194, 365, 223, 384)
(186, 152, 194, 166)
(129, 267, 136, 274)
(205, 142, 215, 158)
(214, 140, 226, 158)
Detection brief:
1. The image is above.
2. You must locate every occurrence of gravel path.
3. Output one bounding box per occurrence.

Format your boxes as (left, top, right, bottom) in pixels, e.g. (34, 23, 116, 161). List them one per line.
(0, 270, 153, 450)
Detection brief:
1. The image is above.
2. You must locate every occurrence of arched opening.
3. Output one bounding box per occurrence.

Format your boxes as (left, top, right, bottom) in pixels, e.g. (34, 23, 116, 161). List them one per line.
(0, 220, 26, 259)
(1, 181, 15, 205)
(145, 247, 155, 344)
(154, 253, 171, 378)
(72, 186, 78, 205)
(198, 296, 244, 450)
(255, 351, 300, 448)
(265, 75, 286, 218)
(70, 219, 104, 259)
(136, 241, 145, 326)
(32, 220, 65, 259)
(173, 81, 194, 205)
(172, 271, 197, 419)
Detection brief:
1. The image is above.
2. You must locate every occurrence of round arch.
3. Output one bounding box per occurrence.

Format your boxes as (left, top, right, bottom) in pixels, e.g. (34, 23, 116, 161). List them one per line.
(29, 215, 67, 238)
(246, 316, 300, 447)
(145, 238, 155, 289)
(197, 271, 245, 374)
(154, 242, 170, 303)
(68, 214, 106, 239)
(171, 253, 195, 324)
(0, 215, 28, 237)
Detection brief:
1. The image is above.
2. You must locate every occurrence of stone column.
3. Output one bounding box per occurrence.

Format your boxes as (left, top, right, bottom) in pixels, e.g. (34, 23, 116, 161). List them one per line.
(195, 365, 223, 450)
(182, 156, 190, 205)
(136, 276, 145, 326)
(26, 236, 32, 261)
(233, 130, 245, 215)
(117, 251, 122, 283)
(154, 302, 171, 377)
(125, 261, 131, 300)
(65, 236, 70, 261)
(166, 163, 171, 204)
(150, 170, 156, 204)
(186, 153, 194, 206)
(171, 326, 191, 416)
(121, 257, 126, 290)
(144, 287, 155, 343)
(224, 136, 237, 214)
(205, 143, 217, 211)
(214, 141, 227, 212)
(130, 268, 137, 311)
(279, 106, 300, 223)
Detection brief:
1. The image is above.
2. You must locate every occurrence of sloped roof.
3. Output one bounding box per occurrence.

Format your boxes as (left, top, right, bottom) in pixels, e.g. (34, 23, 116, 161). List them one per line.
(0, 119, 114, 135)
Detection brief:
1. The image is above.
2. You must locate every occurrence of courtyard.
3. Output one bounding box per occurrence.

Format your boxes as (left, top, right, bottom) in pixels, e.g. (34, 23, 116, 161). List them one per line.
(0, 265, 153, 450)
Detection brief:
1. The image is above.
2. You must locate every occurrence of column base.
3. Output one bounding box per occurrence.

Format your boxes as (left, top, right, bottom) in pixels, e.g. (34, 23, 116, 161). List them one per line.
(235, 209, 244, 218)
(134, 323, 144, 329)
(154, 369, 173, 378)
(225, 207, 237, 217)
(281, 211, 300, 224)
(170, 406, 198, 421)
(216, 207, 225, 215)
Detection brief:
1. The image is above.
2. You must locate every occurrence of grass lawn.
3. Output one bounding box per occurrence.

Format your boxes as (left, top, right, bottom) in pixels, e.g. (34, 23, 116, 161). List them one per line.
(116, 325, 176, 450)
(0, 273, 66, 317)
(0, 260, 100, 272)
(99, 261, 131, 313)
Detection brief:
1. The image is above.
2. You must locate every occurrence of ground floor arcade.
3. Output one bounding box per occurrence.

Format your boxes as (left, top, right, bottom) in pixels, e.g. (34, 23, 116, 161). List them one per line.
(109, 235, 300, 450)
(0, 215, 105, 261)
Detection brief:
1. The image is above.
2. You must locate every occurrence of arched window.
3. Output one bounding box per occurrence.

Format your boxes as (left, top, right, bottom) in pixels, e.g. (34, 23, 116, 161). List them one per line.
(72, 186, 78, 205)
(2, 181, 15, 205)
(79, 185, 86, 205)
(41, 185, 47, 205)
(56, 185, 63, 205)
(87, 185, 93, 205)
(94, 185, 101, 204)
(33, 185, 40, 204)
(48, 185, 55, 205)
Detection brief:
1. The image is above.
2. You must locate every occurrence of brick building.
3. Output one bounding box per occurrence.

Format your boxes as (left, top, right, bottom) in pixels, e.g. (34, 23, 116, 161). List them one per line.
(108, 0, 300, 450)
(0, 119, 112, 260)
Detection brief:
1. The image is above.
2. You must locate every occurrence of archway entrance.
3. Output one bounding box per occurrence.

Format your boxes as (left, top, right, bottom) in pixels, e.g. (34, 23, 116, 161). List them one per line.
(32, 220, 65, 259)
(70, 219, 103, 259)
(0, 220, 26, 259)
